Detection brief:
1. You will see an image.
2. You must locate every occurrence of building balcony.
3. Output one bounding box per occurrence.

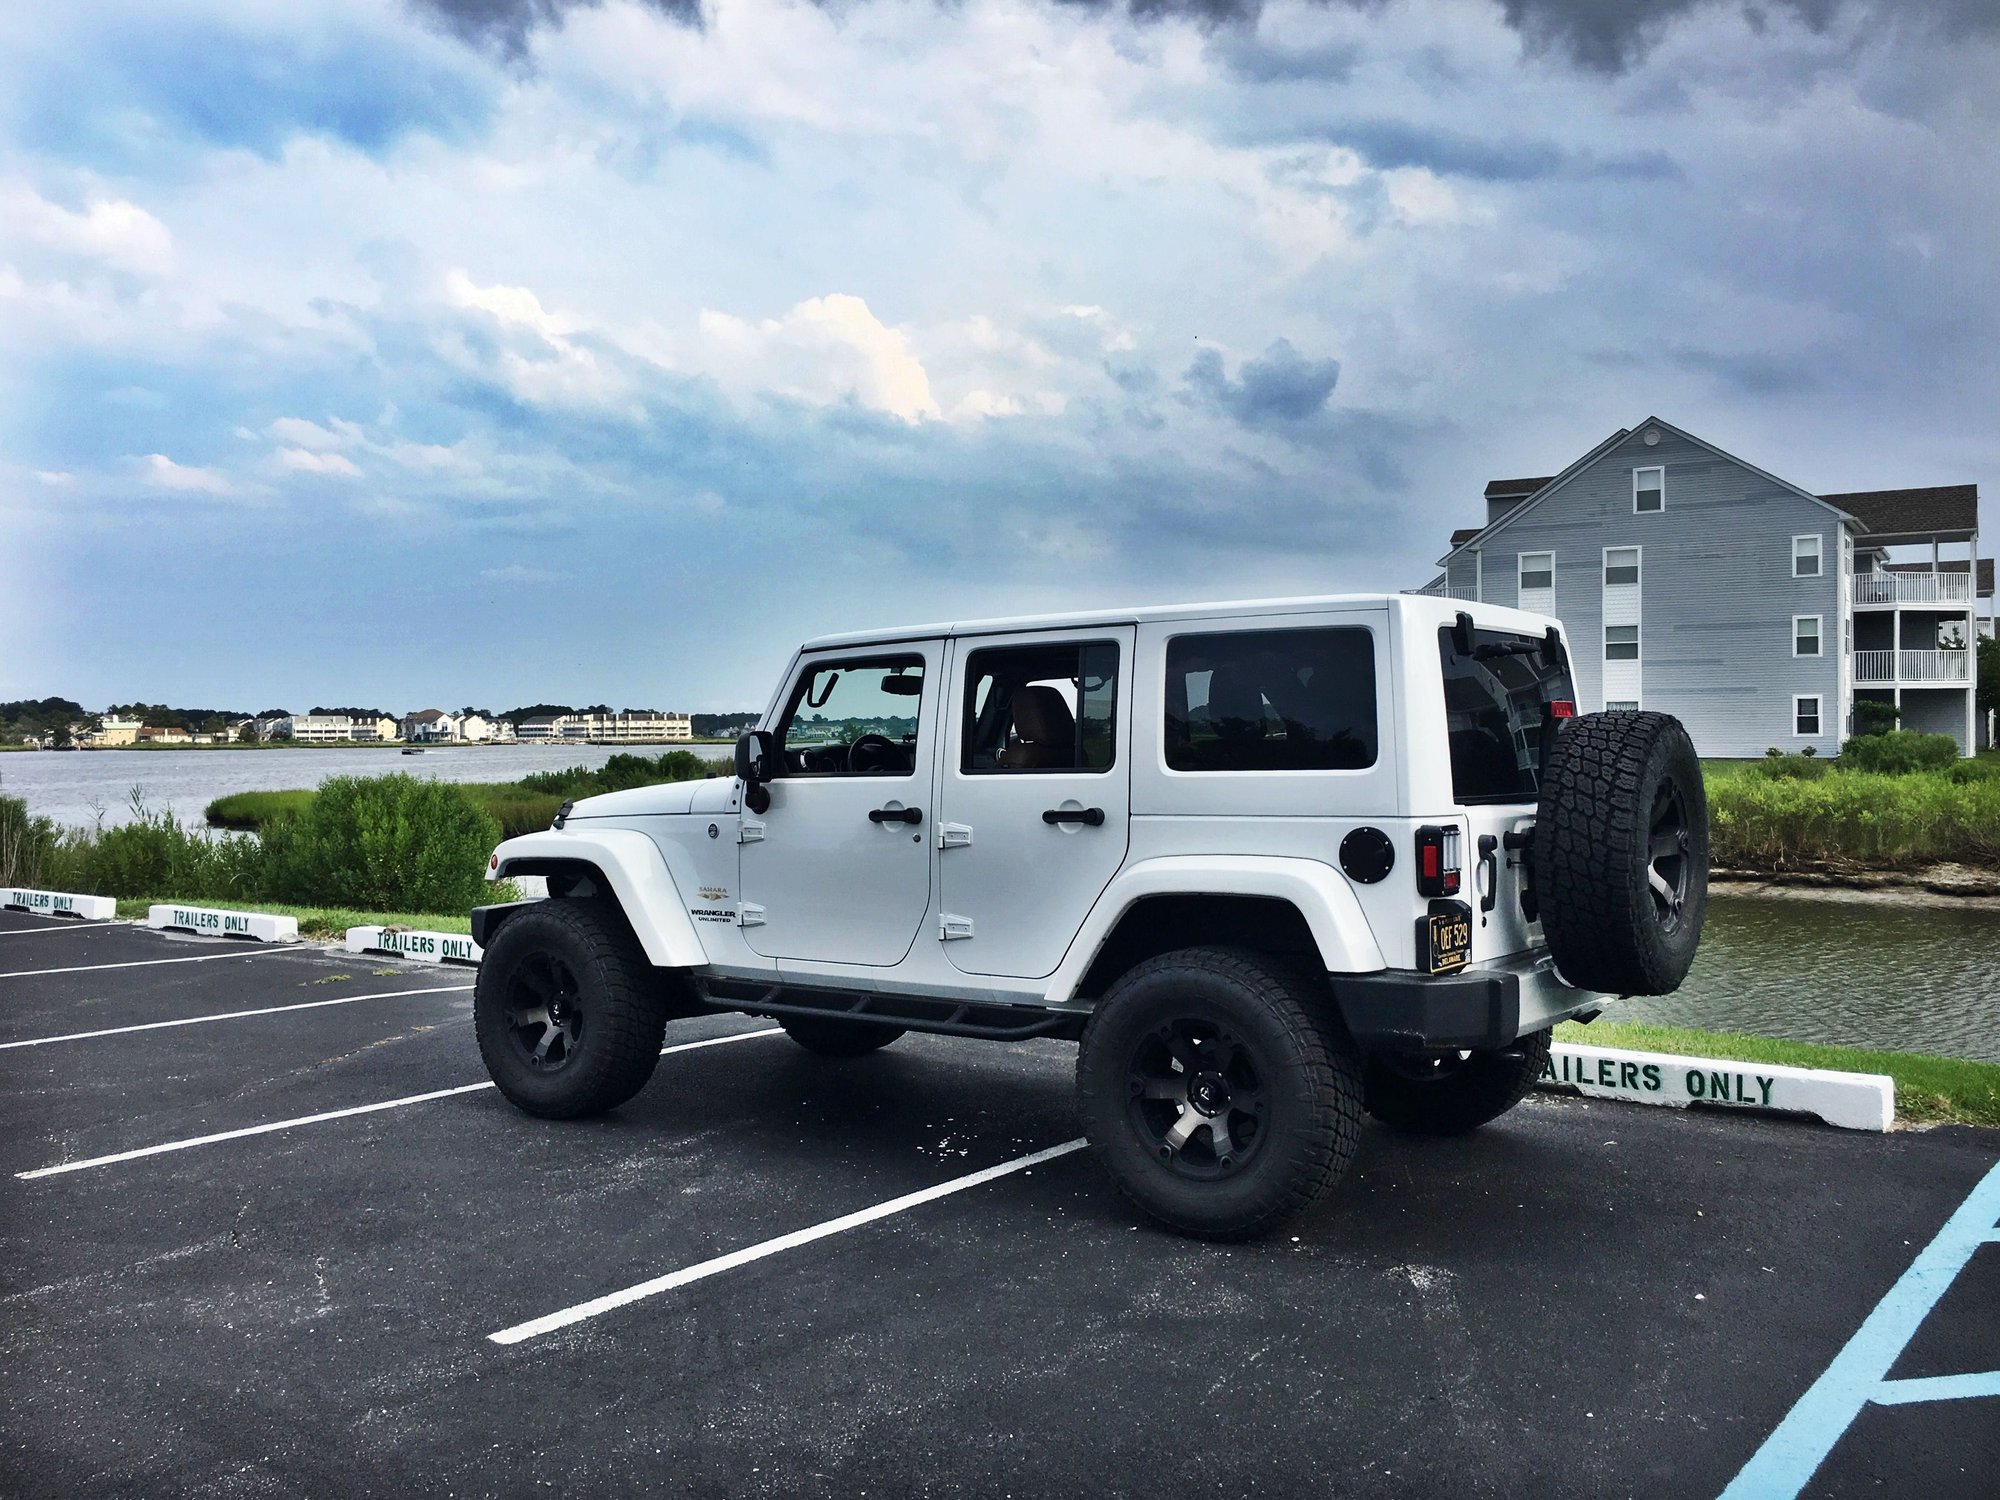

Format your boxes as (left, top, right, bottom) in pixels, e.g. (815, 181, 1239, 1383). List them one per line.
(1853, 571, 1973, 607)
(1853, 649, 1972, 685)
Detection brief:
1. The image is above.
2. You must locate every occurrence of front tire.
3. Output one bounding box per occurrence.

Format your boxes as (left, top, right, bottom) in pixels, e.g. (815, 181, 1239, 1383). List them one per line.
(474, 901, 666, 1118)
(1363, 1028, 1553, 1135)
(779, 1015, 906, 1056)
(1077, 948, 1363, 1241)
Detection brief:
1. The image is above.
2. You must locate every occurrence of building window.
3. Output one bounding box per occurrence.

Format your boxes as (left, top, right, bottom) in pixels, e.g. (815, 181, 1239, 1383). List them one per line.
(1605, 625, 1640, 661)
(1793, 615, 1822, 657)
(1633, 467, 1664, 513)
(1606, 700, 1639, 711)
(1792, 534, 1823, 578)
(1794, 696, 1821, 737)
(1518, 552, 1553, 592)
(1604, 547, 1640, 587)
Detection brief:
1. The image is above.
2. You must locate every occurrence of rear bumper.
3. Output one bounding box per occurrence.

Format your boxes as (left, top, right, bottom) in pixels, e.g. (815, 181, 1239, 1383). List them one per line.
(1331, 947, 1599, 1052)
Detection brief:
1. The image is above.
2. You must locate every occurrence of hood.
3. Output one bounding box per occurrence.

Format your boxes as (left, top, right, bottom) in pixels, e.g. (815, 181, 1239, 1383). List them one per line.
(567, 781, 703, 819)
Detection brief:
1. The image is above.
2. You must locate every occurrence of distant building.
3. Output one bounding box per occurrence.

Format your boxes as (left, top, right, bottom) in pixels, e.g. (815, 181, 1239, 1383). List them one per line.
(136, 726, 191, 745)
(400, 709, 457, 743)
(1416, 416, 1991, 756)
(258, 716, 295, 741)
(85, 715, 143, 747)
(556, 711, 693, 743)
(291, 715, 353, 743)
(515, 716, 562, 742)
(458, 713, 500, 743)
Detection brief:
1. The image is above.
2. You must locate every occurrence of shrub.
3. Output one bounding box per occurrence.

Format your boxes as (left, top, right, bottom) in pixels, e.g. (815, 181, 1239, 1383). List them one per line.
(62, 792, 266, 900)
(1839, 730, 1961, 775)
(1748, 753, 1830, 781)
(262, 774, 500, 913)
(0, 793, 61, 885)
(1852, 700, 1902, 736)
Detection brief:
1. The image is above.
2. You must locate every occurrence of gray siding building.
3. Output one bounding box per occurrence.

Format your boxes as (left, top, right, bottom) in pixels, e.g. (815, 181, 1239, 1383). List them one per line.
(1418, 419, 1990, 757)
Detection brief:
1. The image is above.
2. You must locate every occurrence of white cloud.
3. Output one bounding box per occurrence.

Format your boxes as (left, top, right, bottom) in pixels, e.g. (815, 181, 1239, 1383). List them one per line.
(268, 416, 362, 451)
(2, 185, 173, 275)
(141, 454, 232, 494)
(35, 470, 73, 486)
(444, 269, 575, 342)
(698, 293, 940, 423)
(277, 447, 362, 477)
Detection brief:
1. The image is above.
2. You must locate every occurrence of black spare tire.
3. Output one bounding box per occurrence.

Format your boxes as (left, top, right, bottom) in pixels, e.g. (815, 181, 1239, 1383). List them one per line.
(1531, 710, 1708, 996)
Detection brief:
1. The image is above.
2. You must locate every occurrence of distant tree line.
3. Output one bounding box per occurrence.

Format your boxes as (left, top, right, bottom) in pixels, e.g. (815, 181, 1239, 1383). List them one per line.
(104, 702, 253, 735)
(0, 697, 93, 746)
(309, 706, 394, 720)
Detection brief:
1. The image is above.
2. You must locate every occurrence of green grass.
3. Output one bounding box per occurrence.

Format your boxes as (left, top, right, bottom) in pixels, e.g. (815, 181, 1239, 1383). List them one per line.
(204, 789, 318, 829)
(112, 897, 477, 940)
(1557, 1018, 2000, 1128)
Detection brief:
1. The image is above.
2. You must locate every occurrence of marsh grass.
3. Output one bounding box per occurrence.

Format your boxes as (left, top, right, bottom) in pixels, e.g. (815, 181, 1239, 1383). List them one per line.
(1706, 765, 2000, 869)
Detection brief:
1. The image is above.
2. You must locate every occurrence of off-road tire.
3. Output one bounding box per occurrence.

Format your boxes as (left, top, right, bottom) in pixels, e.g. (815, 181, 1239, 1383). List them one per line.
(1533, 710, 1708, 996)
(1077, 947, 1363, 1241)
(474, 900, 667, 1118)
(779, 1016, 907, 1056)
(1363, 1028, 1553, 1135)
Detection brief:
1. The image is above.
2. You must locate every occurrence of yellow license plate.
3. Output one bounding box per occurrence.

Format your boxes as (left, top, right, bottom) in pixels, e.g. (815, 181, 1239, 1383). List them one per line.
(1427, 911, 1471, 974)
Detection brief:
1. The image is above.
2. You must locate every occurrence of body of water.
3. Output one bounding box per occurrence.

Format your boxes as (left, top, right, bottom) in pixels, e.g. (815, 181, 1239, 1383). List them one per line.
(4, 746, 1994, 1063)
(0, 744, 703, 830)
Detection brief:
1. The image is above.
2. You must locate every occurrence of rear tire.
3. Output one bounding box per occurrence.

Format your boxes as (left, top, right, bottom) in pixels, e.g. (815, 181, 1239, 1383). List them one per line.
(779, 1016, 906, 1056)
(1363, 1028, 1552, 1135)
(474, 901, 666, 1119)
(1077, 947, 1363, 1241)
(1533, 710, 1709, 995)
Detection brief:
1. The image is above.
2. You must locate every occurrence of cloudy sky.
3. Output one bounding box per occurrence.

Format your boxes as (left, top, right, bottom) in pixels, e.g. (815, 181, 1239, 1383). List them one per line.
(2, 0, 1994, 713)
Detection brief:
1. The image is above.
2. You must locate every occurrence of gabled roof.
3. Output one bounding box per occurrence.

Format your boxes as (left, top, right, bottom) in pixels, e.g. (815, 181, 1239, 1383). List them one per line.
(1820, 485, 1978, 538)
(1483, 476, 1556, 499)
(404, 708, 448, 723)
(1437, 417, 1853, 566)
(1449, 527, 1480, 547)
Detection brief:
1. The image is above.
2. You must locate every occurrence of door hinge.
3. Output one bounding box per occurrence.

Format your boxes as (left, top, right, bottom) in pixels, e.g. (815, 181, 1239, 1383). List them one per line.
(738, 903, 766, 928)
(938, 913, 974, 941)
(938, 822, 974, 850)
(738, 819, 766, 844)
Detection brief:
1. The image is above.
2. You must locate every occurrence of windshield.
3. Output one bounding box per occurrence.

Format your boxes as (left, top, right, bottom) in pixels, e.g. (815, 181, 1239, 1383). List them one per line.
(1437, 623, 1575, 805)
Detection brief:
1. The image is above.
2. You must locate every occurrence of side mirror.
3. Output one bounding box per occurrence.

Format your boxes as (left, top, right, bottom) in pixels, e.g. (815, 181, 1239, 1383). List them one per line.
(734, 730, 778, 814)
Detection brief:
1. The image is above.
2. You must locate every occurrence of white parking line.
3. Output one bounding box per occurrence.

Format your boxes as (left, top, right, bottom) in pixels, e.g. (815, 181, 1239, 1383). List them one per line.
(14, 1028, 782, 1180)
(0, 983, 475, 1050)
(0, 924, 110, 939)
(488, 1137, 1089, 1346)
(0, 949, 293, 980)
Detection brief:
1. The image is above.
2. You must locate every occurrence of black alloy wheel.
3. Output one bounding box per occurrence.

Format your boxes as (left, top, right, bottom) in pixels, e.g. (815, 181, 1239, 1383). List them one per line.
(1125, 1019, 1269, 1180)
(504, 951, 586, 1073)
(1646, 780, 1692, 935)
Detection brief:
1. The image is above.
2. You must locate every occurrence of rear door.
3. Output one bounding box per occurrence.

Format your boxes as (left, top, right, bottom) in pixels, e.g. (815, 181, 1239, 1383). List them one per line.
(937, 629, 1134, 979)
(1437, 621, 1576, 960)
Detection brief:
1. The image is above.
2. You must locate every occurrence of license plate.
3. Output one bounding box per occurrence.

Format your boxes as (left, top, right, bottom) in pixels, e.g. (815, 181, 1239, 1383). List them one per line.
(1425, 910, 1471, 974)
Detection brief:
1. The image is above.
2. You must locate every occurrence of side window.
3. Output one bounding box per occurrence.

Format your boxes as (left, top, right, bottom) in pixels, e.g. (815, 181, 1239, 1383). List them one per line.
(1605, 625, 1640, 661)
(1634, 467, 1664, 513)
(1164, 627, 1377, 773)
(1792, 534, 1823, 578)
(775, 656, 924, 777)
(1604, 547, 1640, 586)
(961, 641, 1118, 773)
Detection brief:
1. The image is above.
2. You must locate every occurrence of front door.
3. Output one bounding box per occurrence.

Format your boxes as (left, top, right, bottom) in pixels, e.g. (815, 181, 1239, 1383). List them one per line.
(739, 645, 940, 966)
(938, 629, 1134, 979)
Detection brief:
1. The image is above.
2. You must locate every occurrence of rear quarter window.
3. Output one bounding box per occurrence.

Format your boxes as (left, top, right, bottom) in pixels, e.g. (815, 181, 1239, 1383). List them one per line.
(1438, 623, 1575, 803)
(1164, 627, 1377, 772)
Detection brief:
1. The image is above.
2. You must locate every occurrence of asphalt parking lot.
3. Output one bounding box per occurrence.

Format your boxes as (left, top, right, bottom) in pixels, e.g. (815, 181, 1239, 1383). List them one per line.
(2, 907, 1995, 1500)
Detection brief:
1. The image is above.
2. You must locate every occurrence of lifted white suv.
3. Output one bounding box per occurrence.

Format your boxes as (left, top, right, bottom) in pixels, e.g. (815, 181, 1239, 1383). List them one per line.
(472, 594, 1708, 1238)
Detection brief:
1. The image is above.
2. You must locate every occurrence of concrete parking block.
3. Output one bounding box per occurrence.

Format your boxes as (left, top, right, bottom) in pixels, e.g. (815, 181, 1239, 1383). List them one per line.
(1540, 1040, 1895, 1131)
(146, 903, 299, 943)
(1, 886, 115, 921)
(344, 926, 482, 966)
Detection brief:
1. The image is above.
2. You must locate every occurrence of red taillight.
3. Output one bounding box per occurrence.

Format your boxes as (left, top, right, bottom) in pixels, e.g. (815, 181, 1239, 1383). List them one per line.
(1415, 825, 1461, 898)
(1549, 699, 1576, 719)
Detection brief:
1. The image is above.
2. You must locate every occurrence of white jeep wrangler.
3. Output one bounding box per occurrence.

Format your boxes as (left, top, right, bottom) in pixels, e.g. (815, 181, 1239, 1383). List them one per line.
(472, 594, 1707, 1239)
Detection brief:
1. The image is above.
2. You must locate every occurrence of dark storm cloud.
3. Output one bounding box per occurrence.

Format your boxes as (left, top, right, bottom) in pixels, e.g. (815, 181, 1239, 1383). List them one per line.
(410, 0, 703, 55)
(1185, 339, 1341, 426)
(1285, 119, 1677, 182)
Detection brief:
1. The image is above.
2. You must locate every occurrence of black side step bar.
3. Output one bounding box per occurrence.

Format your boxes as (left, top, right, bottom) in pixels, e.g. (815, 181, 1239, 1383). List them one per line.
(695, 975, 1084, 1043)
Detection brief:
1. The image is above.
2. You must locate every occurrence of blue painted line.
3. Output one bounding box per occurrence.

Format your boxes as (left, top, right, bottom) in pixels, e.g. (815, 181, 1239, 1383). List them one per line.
(1717, 1157, 2000, 1500)
(1873, 1371, 2000, 1406)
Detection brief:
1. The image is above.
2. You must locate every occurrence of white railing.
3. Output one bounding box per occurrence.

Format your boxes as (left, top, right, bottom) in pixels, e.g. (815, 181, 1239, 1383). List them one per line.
(1853, 649, 1971, 683)
(1853, 572, 1973, 606)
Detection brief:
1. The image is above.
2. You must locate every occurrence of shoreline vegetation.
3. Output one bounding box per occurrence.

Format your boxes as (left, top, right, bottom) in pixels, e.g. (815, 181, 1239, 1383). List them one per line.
(1556, 1019, 2000, 1128)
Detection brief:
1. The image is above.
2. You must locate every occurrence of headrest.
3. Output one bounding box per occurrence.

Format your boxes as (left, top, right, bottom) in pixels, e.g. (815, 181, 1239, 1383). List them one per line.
(1011, 685, 1076, 745)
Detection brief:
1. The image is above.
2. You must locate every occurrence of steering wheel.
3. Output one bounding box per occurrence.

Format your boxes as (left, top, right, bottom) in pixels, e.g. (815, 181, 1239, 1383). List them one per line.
(848, 733, 902, 774)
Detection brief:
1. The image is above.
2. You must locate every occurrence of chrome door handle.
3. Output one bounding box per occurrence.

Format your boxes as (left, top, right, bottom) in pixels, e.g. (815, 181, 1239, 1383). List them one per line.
(1042, 807, 1105, 826)
(869, 806, 923, 825)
